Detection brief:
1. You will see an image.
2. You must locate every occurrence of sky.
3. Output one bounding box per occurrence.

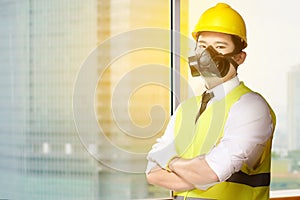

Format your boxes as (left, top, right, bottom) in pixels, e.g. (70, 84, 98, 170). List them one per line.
(188, 0, 300, 113)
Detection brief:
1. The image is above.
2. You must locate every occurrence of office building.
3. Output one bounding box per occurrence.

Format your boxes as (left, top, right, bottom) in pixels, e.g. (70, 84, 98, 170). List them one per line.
(287, 65, 300, 150)
(0, 0, 174, 199)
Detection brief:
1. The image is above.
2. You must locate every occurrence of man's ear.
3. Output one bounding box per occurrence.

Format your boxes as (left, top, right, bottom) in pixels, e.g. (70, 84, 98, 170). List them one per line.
(233, 51, 247, 65)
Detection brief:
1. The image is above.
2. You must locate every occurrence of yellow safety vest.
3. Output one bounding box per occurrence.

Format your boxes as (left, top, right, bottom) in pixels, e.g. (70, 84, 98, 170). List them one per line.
(173, 82, 276, 200)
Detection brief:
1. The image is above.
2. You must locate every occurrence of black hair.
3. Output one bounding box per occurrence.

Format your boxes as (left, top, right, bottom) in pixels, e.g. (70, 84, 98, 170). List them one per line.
(231, 35, 246, 53)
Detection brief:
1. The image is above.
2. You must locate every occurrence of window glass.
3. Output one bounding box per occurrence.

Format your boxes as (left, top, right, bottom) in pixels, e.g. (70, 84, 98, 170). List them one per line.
(0, 0, 171, 199)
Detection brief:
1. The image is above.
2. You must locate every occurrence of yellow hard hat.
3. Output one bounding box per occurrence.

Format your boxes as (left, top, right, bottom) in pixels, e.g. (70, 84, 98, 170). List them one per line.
(192, 3, 247, 48)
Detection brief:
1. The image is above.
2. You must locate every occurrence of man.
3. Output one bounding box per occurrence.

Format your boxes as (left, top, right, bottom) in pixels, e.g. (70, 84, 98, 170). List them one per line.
(146, 3, 276, 200)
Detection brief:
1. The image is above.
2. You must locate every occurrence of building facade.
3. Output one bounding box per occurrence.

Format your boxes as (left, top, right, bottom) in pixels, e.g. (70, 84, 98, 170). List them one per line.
(0, 0, 172, 199)
(288, 65, 300, 151)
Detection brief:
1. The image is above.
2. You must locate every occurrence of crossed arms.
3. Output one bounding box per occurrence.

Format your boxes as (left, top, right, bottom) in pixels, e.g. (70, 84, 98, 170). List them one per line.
(146, 156, 218, 191)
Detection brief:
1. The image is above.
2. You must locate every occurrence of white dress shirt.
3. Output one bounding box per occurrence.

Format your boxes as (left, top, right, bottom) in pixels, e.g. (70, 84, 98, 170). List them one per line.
(146, 76, 274, 188)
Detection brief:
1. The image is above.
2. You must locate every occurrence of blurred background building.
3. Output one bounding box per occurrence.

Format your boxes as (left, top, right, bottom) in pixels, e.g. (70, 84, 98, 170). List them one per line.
(0, 0, 173, 199)
(0, 0, 100, 199)
(288, 66, 300, 151)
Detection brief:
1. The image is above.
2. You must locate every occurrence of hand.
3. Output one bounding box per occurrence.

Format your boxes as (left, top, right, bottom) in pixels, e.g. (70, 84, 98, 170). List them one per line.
(147, 140, 178, 170)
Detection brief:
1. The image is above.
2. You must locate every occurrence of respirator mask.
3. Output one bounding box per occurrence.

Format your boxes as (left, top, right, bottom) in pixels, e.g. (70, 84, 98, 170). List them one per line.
(188, 45, 239, 78)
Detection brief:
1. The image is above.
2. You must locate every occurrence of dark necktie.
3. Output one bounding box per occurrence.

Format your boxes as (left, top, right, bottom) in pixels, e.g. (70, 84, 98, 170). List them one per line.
(195, 91, 214, 123)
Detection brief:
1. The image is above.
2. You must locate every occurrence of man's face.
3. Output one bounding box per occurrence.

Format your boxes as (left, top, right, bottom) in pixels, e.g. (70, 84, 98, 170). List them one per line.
(196, 31, 237, 89)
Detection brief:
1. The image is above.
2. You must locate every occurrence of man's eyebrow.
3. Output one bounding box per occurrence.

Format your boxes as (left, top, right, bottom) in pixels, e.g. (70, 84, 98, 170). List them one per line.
(214, 41, 229, 45)
(197, 40, 229, 46)
(197, 40, 207, 44)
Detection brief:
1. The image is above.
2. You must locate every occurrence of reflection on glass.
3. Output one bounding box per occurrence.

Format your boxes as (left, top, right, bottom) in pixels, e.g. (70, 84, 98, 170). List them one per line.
(0, 0, 171, 199)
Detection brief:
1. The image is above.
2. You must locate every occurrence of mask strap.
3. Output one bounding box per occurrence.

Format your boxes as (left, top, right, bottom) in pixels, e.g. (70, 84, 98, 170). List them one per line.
(224, 51, 241, 70)
(227, 57, 239, 69)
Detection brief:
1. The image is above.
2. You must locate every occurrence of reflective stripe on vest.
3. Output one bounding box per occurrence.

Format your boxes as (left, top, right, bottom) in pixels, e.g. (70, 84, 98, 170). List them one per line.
(226, 171, 270, 187)
(174, 196, 215, 200)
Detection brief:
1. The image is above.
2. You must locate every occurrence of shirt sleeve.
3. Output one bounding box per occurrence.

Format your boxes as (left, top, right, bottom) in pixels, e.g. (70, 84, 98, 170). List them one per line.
(205, 92, 274, 182)
(145, 106, 179, 174)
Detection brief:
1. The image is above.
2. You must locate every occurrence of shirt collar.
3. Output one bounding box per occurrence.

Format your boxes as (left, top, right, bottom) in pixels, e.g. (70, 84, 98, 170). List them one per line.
(207, 76, 240, 101)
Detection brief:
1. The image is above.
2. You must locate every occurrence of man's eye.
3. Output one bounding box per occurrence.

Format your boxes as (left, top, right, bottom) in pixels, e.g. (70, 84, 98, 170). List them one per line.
(215, 46, 226, 49)
(197, 44, 207, 49)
